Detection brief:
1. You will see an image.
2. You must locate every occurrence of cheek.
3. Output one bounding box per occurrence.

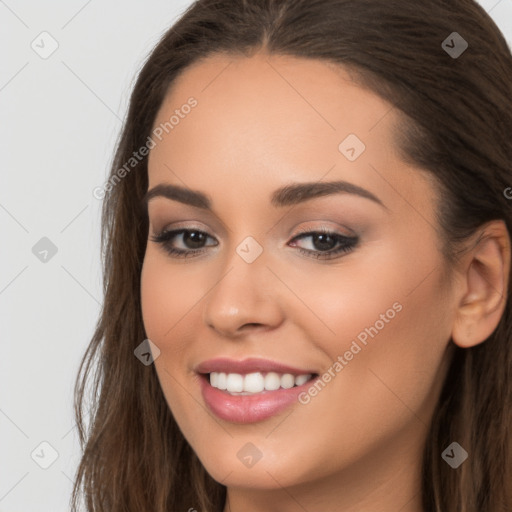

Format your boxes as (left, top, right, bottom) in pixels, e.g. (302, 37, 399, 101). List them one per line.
(140, 254, 207, 436)
(140, 252, 204, 344)
(273, 245, 407, 343)
(367, 272, 454, 399)
(323, 262, 452, 433)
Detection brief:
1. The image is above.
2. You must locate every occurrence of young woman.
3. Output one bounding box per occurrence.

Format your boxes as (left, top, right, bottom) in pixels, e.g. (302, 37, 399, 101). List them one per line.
(71, 0, 512, 510)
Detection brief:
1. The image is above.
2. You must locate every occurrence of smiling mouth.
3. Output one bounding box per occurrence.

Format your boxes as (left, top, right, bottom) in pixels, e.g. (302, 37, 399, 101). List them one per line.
(203, 371, 318, 395)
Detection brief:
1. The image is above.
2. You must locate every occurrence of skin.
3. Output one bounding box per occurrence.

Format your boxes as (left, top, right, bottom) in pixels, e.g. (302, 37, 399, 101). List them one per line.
(140, 52, 510, 512)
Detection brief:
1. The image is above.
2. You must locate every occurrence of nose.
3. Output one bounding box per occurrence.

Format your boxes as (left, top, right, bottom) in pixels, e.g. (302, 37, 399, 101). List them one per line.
(202, 245, 285, 338)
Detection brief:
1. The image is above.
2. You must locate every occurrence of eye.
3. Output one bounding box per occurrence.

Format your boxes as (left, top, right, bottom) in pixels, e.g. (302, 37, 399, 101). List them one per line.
(288, 227, 358, 260)
(149, 228, 218, 258)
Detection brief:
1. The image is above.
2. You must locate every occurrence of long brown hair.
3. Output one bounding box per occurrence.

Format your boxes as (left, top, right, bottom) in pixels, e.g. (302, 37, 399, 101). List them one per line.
(71, 1, 512, 510)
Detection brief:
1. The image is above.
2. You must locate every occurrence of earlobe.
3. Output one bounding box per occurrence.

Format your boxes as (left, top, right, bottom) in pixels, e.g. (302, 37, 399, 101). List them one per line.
(451, 220, 511, 349)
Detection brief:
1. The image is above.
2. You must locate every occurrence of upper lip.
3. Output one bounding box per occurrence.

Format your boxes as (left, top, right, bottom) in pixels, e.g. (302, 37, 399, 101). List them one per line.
(195, 357, 317, 376)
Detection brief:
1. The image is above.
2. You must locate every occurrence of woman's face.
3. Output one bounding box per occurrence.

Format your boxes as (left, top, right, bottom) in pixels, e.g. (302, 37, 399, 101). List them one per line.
(141, 52, 456, 504)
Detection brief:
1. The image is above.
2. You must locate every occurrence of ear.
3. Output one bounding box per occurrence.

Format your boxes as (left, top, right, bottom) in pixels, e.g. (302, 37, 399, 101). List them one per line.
(451, 220, 511, 348)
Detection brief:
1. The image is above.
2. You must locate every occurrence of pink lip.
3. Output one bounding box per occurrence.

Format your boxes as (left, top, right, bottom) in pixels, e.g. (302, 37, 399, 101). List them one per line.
(195, 357, 316, 376)
(195, 357, 319, 424)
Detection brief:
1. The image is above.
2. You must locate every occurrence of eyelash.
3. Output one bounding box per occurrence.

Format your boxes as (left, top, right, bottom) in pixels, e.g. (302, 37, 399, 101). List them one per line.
(149, 226, 358, 261)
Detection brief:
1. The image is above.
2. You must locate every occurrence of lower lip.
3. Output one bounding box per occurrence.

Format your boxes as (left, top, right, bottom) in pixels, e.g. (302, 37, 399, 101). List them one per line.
(199, 374, 318, 424)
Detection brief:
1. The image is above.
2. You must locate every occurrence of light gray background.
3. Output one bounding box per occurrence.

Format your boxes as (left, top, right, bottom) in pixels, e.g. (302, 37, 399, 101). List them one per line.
(1, 1, 511, 511)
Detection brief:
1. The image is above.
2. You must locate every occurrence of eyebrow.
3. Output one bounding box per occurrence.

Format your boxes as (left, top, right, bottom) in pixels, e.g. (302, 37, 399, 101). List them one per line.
(142, 180, 387, 210)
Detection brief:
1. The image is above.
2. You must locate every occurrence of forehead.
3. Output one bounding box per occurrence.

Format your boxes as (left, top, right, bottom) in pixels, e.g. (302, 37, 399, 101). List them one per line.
(147, 52, 434, 218)
(151, 52, 397, 149)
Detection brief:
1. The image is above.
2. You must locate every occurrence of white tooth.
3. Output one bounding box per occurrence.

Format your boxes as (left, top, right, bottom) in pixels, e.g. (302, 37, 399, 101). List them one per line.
(226, 373, 244, 393)
(280, 373, 295, 389)
(264, 372, 281, 391)
(295, 374, 310, 386)
(217, 372, 227, 390)
(244, 372, 265, 393)
(213, 371, 310, 392)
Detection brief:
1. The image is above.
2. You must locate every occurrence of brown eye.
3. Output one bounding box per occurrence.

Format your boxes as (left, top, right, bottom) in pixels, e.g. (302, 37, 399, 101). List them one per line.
(150, 229, 218, 257)
(181, 230, 208, 249)
(289, 229, 359, 260)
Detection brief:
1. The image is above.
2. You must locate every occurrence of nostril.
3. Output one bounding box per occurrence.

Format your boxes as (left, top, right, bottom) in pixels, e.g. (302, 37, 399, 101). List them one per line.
(241, 322, 264, 330)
